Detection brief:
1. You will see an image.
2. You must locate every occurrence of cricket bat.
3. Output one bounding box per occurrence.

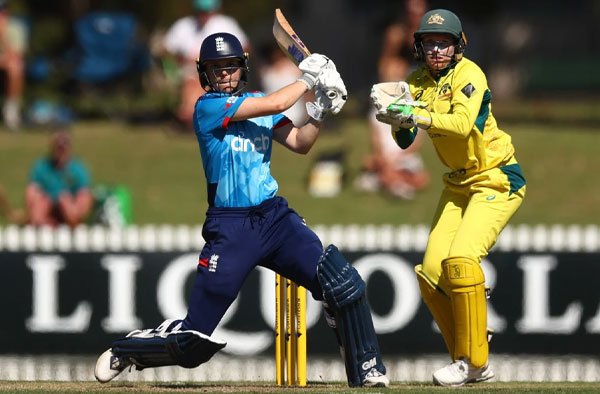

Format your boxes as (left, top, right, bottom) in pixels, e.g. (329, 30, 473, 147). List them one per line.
(273, 8, 311, 65)
(272, 9, 339, 100)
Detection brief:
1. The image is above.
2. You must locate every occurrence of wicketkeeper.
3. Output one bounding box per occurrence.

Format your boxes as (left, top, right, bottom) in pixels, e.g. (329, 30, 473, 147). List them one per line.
(94, 32, 389, 387)
(370, 9, 526, 386)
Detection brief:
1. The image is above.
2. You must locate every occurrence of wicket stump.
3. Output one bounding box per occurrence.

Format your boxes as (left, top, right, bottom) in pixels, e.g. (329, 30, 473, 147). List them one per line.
(275, 273, 306, 386)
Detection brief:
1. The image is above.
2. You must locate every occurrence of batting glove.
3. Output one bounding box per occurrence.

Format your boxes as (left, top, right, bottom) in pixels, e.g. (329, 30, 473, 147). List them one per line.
(317, 68, 347, 115)
(306, 72, 348, 121)
(298, 53, 330, 89)
(306, 88, 330, 121)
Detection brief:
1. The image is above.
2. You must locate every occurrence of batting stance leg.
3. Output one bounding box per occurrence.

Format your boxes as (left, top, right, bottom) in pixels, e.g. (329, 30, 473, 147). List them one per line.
(94, 319, 226, 383)
(317, 244, 389, 387)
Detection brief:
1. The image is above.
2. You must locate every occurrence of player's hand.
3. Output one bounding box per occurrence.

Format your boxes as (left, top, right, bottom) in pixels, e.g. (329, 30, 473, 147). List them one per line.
(371, 81, 430, 129)
(297, 53, 330, 89)
(306, 89, 330, 121)
(306, 69, 347, 121)
(317, 68, 347, 115)
(370, 81, 426, 113)
(375, 102, 431, 129)
(375, 108, 412, 128)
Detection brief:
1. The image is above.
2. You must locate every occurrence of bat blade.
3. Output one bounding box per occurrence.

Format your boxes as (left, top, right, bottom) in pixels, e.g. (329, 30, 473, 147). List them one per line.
(273, 8, 311, 65)
(272, 9, 342, 102)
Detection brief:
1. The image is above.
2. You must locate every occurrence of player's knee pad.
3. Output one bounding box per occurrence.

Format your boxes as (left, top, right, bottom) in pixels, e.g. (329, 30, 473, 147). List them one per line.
(317, 245, 386, 386)
(111, 319, 226, 369)
(415, 265, 455, 357)
(441, 257, 488, 368)
(317, 244, 365, 307)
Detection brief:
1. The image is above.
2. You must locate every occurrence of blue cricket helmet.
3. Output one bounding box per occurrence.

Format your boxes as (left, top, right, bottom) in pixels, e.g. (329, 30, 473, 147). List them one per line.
(196, 32, 249, 94)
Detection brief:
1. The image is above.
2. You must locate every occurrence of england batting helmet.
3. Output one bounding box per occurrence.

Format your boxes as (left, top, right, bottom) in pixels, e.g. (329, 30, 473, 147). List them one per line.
(412, 9, 467, 64)
(197, 32, 249, 94)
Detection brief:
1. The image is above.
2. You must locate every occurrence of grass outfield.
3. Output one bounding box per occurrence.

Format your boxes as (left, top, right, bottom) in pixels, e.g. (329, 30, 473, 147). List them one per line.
(1, 381, 600, 393)
(0, 113, 598, 225)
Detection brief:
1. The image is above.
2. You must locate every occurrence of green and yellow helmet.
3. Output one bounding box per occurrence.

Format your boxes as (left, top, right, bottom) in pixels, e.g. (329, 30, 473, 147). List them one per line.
(412, 9, 467, 63)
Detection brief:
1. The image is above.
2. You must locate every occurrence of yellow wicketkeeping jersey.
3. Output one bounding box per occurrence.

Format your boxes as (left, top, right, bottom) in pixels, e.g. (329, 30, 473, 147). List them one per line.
(407, 57, 516, 185)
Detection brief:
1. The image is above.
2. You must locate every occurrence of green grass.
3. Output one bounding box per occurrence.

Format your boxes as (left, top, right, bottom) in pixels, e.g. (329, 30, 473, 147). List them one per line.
(0, 112, 598, 226)
(1, 381, 600, 393)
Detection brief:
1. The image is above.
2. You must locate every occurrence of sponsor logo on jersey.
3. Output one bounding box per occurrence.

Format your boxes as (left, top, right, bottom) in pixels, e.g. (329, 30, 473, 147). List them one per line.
(231, 133, 270, 152)
(438, 83, 452, 99)
(486, 194, 496, 201)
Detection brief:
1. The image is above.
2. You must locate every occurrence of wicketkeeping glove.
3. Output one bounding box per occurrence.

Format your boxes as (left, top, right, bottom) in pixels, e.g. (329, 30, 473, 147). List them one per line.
(370, 81, 413, 111)
(297, 53, 330, 89)
(371, 81, 431, 129)
(379, 102, 432, 129)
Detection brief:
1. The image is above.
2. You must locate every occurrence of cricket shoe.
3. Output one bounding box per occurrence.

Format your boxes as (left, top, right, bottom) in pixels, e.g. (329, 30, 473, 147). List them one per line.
(432, 358, 494, 387)
(362, 368, 390, 387)
(94, 348, 132, 383)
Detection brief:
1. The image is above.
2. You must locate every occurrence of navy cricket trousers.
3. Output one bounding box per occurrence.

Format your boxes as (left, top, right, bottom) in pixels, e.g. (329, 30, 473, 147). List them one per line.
(182, 196, 324, 335)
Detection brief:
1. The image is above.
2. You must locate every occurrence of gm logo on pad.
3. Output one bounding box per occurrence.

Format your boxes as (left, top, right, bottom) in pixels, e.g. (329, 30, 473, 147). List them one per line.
(362, 357, 377, 370)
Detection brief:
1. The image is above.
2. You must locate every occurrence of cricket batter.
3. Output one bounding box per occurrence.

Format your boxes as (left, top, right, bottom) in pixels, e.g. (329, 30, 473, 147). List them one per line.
(371, 9, 526, 386)
(94, 32, 389, 387)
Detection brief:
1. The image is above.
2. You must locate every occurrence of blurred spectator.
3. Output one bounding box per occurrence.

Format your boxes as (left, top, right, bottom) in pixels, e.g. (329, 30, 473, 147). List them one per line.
(353, 0, 429, 198)
(0, 0, 27, 130)
(25, 130, 93, 227)
(378, 0, 428, 80)
(259, 42, 309, 127)
(162, 0, 249, 129)
(355, 56, 429, 199)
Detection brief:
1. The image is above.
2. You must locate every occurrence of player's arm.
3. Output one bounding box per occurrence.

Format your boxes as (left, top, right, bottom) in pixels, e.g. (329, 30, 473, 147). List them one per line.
(232, 53, 330, 121)
(274, 66, 347, 154)
(371, 65, 486, 138)
(231, 81, 309, 121)
(273, 118, 321, 154)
